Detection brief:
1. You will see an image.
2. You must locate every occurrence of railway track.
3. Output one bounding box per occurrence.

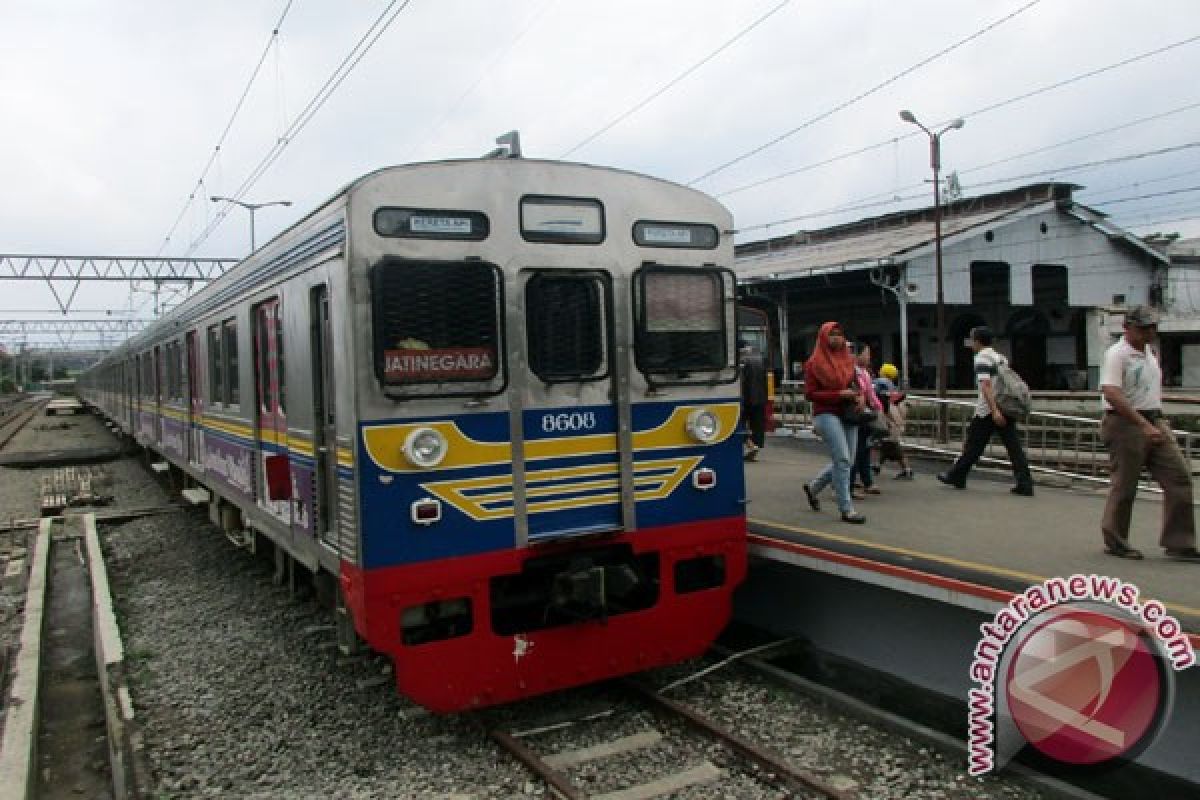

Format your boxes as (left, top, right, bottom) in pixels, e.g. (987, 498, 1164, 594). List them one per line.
(484, 676, 856, 800)
(0, 395, 43, 453)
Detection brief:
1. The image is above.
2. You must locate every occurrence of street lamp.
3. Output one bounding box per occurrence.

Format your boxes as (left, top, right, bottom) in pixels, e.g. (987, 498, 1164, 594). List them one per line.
(210, 196, 292, 253)
(899, 110, 964, 438)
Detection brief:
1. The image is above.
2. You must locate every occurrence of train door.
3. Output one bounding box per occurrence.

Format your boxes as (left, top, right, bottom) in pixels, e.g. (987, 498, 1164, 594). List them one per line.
(186, 331, 202, 466)
(153, 345, 163, 444)
(126, 359, 135, 431)
(519, 270, 624, 541)
(310, 284, 339, 549)
(134, 354, 143, 435)
(254, 298, 291, 523)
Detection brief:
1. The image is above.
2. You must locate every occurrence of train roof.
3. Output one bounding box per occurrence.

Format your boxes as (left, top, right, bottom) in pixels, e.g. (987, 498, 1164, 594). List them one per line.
(89, 158, 727, 368)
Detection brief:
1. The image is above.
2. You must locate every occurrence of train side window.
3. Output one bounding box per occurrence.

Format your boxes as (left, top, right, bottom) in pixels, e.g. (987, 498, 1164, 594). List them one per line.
(207, 325, 223, 406)
(223, 318, 239, 407)
(525, 273, 608, 382)
(275, 307, 286, 414)
(371, 259, 503, 392)
(633, 266, 732, 377)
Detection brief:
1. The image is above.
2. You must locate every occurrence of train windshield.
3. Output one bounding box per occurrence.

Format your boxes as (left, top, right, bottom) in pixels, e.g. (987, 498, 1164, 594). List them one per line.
(371, 259, 503, 390)
(633, 265, 729, 376)
(525, 272, 609, 383)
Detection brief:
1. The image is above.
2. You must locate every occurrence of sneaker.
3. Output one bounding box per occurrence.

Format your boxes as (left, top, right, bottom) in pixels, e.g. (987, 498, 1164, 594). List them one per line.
(1165, 547, 1200, 562)
(895, 469, 914, 480)
(841, 511, 866, 524)
(937, 472, 965, 489)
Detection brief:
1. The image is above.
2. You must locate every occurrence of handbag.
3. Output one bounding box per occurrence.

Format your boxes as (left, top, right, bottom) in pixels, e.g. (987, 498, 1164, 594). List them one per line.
(839, 373, 877, 426)
(841, 406, 878, 426)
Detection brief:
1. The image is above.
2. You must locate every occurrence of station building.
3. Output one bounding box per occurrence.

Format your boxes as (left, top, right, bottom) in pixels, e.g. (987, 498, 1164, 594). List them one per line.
(734, 182, 1200, 390)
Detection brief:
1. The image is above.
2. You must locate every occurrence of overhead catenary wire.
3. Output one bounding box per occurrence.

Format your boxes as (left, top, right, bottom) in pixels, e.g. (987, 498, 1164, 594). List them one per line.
(722, 99, 1200, 237)
(558, 0, 793, 159)
(716, 29, 1200, 201)
(686, 0, 1043, 186)
(736, 141, 1200, 235)
(1078, 164, 1200, 202)
(185, 0, 415, 257)
(403, 0, 554, 162)
(155, 0, 296, 256)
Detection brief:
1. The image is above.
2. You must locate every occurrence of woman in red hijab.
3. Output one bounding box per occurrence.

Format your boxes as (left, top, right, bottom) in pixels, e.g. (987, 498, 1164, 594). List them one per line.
(802, 321, 866, 523)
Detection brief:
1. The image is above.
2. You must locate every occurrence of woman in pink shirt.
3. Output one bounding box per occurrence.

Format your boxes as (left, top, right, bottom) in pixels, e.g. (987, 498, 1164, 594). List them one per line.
(850, 344, 884, 497)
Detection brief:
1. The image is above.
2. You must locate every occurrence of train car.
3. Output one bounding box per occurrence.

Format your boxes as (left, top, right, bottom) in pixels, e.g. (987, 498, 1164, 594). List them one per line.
(737, 303, 778, 430)
(79, 156, 748, 711)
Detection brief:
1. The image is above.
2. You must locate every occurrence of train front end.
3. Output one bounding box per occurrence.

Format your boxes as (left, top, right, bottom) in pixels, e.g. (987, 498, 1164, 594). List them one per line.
(342, 161, 747, 711)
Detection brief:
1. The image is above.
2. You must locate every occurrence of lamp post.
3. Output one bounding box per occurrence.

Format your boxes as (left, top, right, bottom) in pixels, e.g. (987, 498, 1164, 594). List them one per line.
(210, 196, 292, 253)
(899, 110, 964, 439)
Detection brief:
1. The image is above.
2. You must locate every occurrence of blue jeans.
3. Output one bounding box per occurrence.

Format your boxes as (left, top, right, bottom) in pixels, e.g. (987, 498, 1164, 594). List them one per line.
(811, 413, 858, 514)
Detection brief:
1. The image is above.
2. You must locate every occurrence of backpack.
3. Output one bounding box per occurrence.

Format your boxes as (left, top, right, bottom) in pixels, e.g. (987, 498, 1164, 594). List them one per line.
(993, 361, 1031, 419)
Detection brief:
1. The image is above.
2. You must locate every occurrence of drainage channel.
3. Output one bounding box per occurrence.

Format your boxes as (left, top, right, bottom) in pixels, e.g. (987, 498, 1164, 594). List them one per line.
(0, 513, 147, 800)
(38, 515, 112, 799)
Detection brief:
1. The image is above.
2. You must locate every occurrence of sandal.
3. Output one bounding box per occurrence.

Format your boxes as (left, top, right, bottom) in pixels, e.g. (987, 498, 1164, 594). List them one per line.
(803, 483, 820, 512)
(1104, 544, 1144, 560)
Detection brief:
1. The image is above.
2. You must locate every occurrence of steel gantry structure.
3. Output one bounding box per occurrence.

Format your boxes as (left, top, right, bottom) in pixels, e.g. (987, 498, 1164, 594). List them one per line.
(0, 254, 238, 314)
(0, 255, 239, 376)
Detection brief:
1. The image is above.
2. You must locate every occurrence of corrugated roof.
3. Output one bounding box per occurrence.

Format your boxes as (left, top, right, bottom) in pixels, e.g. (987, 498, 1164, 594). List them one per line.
(735, 201, 1048, 282)
(1063, 204, 1168, 265)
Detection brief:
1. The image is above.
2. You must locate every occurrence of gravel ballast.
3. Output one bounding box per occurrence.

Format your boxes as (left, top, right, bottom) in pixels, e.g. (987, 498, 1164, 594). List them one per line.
(8, 410, 1056, 798)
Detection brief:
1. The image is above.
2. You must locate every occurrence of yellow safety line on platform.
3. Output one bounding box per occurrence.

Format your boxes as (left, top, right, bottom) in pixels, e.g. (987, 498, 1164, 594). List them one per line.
(750, 517, 1200, 621)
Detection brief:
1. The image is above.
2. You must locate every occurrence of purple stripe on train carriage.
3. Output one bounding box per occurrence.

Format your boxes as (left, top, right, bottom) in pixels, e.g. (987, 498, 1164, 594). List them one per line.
(290, 461, 317, 534)
(160, 415, 187, 460)
(137, 410, 157, 441)
(203, 434, 256, 500)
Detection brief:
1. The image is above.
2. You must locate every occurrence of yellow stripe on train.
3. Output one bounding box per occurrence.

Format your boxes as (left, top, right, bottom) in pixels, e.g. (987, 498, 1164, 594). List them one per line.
(420, 456, 704, 521)
(361, 404, 740, 474)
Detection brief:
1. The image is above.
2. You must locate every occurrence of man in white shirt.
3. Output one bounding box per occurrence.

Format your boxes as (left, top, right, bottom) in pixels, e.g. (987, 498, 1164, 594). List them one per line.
(937, 326, 1034, 495)
(1099, 306, 1199, 561)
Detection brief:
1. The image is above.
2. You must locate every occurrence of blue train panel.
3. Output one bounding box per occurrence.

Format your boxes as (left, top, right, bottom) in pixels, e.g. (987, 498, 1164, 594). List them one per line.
(356, 400, 744, 569)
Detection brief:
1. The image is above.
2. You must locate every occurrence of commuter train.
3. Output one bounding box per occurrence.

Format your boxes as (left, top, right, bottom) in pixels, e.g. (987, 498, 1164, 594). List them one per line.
(79, 156, 748, 711)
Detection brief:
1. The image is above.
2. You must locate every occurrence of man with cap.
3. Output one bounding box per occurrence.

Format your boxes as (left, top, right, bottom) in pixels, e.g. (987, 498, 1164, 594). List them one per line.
(1100, 305, 1200, 561)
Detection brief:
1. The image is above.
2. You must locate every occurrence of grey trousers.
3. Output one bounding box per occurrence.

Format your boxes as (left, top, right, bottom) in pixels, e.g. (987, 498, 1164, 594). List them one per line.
(1101, 415, 1195, 550)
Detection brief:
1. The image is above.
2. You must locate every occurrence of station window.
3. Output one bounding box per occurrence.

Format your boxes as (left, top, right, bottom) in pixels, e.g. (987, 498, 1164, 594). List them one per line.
(371, 259, 502, 390)
(525, 272, 607, 382)
(633, 266, 730, 376)
(207, 325, 223, 405)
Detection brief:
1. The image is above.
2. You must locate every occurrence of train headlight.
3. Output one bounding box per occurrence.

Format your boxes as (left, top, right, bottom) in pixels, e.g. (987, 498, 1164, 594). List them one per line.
(403, 427, 448, 468)
(685, 409, 720, 444)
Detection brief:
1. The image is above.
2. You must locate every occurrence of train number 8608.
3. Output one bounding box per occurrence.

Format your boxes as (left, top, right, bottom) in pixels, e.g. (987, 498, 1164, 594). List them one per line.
(541, 411, 598, 433)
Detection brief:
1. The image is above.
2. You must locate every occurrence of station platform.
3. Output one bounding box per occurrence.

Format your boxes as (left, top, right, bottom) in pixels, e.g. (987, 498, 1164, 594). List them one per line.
(743, 435, 1200, 638)
(737, 435, 1200, 786)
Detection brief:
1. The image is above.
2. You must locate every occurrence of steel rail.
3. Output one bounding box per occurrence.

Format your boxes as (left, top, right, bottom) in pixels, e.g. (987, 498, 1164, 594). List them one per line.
(626, 679, 857, 800)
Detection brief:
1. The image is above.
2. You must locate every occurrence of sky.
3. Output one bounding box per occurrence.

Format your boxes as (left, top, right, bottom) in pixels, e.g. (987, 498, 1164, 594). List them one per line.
(1, 0, 1198, 347)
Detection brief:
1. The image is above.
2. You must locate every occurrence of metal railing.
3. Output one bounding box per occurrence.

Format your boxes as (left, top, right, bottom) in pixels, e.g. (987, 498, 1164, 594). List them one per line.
(772, 381, 1199, 490)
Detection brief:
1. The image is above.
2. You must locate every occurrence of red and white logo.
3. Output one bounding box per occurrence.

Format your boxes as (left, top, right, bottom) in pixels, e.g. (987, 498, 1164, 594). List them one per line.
(384, 347, 494, 381)
(1004, 609, 1165, 766)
